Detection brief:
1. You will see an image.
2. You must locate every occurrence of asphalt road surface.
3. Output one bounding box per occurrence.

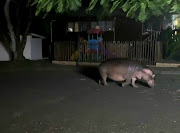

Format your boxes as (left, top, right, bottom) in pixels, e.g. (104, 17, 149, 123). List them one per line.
(0, 66, 180, 133)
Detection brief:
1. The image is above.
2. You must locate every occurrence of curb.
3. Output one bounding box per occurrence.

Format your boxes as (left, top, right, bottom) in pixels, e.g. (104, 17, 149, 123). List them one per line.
(52, 61, 180, 67)
(156, 71, 180, 75)
(52, 61, 77, 66)
(156, 63, 180, 68)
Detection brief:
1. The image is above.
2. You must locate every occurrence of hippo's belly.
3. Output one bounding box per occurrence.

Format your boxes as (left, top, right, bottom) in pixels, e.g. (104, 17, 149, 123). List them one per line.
(107, 73, 125, 81)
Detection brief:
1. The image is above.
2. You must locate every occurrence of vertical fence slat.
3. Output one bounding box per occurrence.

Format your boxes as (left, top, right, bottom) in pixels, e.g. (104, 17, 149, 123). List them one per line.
(140, 41, 142, 63)
(152, 41, 155, 65)
(142, 41, 145, 64)
(149, 40, 153, 65)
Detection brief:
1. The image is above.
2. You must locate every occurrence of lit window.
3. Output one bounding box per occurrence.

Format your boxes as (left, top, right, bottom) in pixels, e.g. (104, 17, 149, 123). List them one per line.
(74, 22, 79, 32)
(67, 22, 74, 32)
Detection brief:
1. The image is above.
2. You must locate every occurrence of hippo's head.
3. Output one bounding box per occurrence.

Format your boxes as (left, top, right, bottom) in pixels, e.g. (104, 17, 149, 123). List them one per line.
(141, 69, 155, 87)
(146, 75, 155, 87)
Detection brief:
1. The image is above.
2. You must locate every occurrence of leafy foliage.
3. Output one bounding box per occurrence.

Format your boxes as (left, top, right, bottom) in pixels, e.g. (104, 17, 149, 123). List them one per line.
(33, 0, 82, 16)
(33, 0, 180, 22)
(110, 0, 121, 13)
(166, 34, 180, 59)
(159, 28, 180, 59)
(170, 0, 180, 13)
(86, 0, 180, 22)
(88, 0, 99, 11)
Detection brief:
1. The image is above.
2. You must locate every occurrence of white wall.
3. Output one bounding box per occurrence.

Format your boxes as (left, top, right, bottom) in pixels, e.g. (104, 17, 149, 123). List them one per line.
(0, 42, 10, 61)
(23, 35, 43, 60)
(31, 38, 42, 60)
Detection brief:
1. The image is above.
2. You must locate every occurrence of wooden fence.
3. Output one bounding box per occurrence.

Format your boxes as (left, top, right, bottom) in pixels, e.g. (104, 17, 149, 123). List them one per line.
(54, 41, 76, 61)
(54, 40, 162, 65)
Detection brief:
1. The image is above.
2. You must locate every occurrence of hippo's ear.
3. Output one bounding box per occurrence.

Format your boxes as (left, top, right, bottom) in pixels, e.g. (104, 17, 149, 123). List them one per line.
(143, 69, 153, 75)
(152, 74, 155, 78)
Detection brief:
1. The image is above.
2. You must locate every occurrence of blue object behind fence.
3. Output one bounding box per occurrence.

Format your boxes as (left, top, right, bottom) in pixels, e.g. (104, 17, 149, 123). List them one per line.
(88, 39, 98, 51)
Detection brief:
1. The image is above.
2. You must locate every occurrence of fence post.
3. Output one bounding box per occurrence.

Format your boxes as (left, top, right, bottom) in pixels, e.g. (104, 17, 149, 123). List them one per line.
(155, 41, 163, 63)
(77, 33, 80, 66)
(53, 42, 56, 60)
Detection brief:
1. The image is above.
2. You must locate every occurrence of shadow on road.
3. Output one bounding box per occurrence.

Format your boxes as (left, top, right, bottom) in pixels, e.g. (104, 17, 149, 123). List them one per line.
(78, 66, 100, 82)
(135, 80, 150, 88)
(77, 66, 151, 88)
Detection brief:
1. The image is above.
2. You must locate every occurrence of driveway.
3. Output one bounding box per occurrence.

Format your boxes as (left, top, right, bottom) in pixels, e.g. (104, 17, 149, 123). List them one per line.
(0, 66, 180, 133)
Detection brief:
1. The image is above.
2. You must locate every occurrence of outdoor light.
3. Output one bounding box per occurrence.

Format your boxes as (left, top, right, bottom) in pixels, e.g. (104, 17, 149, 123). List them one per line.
(174, 19, 179, 26)
(172, 14, 180, 30)
(68, 28, 73, 32)
(175, 30, 177, 35)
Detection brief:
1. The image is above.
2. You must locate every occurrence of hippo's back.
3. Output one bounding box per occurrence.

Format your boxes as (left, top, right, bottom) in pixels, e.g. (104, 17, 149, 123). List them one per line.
(99, 58, 148, 69)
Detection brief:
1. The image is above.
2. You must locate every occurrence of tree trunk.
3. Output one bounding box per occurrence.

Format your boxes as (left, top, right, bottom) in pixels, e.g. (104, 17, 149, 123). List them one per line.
(4, 0, 17, 59)
(4, 0, 32, 61)
(16, 16, 32, 61)
(16, 42, 25, 61)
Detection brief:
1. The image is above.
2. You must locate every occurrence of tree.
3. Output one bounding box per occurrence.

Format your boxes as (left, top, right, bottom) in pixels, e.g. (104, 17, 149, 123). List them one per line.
(3, 0, 33, 61)
(34, 0, 180, 22)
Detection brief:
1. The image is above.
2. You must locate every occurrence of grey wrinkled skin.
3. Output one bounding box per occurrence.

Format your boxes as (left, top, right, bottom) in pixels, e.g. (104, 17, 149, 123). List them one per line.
(98, 58, 155, 88)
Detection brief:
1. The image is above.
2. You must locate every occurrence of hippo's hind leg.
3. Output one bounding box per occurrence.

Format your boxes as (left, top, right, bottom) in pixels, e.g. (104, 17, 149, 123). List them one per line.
(99, 72, 109, 86)
(122, 79, 131, 87)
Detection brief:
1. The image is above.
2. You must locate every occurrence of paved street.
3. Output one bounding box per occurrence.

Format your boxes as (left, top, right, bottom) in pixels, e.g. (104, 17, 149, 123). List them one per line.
(0, 65, 180, 133)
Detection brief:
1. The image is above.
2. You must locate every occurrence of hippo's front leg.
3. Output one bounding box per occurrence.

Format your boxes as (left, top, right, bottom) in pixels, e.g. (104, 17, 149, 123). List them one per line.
(121, 79, 131, 87)
(131, 77, 138, 88)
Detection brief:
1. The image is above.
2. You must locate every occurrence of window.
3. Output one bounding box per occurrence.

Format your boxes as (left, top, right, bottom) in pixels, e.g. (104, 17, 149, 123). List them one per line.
(96, 21, 113, 31)
(91, 22, 98, 29)
(79, 22, 89, 31)
(67, 22, 79, 32)
(74, 22, 79, 32)
(98, 21, 105, 31)
(67, 21, 114, 32)
(106, 21, 113, 31)
(67, 22, 74, 32)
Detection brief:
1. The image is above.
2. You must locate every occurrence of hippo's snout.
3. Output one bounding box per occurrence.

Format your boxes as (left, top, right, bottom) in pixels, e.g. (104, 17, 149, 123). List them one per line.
(147, 80, 155, 88)
(149, 83, 154, 88)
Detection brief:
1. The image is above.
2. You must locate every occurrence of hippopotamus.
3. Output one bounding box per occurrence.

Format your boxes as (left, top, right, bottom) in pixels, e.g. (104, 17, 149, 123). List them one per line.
(98, 58, 155, 88)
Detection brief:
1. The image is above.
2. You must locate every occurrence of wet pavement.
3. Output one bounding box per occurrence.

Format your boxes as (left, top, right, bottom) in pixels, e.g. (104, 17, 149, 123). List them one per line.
(0, 66, 180, 133)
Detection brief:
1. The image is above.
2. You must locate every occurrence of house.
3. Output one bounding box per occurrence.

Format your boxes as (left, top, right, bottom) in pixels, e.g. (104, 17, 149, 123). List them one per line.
(51, 7, 162, 43)
(52, 17, 145, 42)
(23, 33, 48, 60)
(51, 7, 163, 65)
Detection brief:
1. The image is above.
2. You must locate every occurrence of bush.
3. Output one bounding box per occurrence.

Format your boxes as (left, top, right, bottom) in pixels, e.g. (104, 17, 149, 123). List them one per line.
(159, 28, 180, 61)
